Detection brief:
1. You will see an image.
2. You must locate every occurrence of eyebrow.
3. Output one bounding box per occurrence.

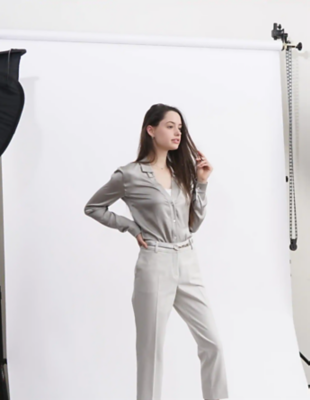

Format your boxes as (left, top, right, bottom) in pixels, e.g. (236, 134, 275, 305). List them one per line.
(166, 121, 182, 126)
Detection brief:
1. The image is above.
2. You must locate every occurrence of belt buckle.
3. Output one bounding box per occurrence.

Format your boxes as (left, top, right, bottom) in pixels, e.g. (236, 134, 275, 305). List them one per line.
(173, 241, 189, 250)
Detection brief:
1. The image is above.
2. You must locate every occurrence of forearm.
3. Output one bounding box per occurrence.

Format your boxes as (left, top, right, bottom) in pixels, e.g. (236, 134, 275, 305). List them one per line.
(189, 180, 208, 233)
(84, 205, 141, 237)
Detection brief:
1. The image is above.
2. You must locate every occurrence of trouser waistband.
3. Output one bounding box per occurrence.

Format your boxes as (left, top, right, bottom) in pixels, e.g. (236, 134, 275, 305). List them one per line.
(144, 237, 194, 252)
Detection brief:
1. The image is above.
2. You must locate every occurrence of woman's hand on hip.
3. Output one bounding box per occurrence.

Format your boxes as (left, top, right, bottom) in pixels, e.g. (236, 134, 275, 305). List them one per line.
(136, 233, 148, 249)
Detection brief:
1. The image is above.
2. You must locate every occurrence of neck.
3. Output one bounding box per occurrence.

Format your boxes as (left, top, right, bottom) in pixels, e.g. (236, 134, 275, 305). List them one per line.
(149, 152, 168, 169)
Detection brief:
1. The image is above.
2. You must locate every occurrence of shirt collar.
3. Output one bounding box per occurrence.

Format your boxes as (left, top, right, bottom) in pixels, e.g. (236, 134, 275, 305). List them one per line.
(139, 156, 175, 177)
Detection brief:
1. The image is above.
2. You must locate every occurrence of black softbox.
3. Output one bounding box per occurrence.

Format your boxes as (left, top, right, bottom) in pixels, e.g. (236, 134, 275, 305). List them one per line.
(0, 48, 26, 157)
(0, 47, 26, 400)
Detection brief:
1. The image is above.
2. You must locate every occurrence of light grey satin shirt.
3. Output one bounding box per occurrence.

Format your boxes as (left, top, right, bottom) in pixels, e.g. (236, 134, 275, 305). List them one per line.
(84, 156, 208, 243)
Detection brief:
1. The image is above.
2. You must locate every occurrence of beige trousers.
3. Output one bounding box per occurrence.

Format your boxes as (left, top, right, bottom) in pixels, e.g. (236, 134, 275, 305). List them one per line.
(131, 237, 229, 400)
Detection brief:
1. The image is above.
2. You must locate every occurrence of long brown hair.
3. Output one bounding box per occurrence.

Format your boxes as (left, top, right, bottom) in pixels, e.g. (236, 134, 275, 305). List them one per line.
(133, 103, 200, 231)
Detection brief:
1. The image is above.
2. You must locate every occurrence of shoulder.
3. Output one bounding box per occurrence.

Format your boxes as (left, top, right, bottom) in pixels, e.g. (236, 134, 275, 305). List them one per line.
(113, 160, 141, 180)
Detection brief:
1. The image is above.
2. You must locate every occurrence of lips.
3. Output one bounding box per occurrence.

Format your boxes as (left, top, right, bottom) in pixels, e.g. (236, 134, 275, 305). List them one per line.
(172, 139, 180, 143)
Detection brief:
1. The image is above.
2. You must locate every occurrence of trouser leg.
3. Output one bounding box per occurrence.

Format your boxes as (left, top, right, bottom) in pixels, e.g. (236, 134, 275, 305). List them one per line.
(173, 248, 229, 400)
(131, 248, 177, 400)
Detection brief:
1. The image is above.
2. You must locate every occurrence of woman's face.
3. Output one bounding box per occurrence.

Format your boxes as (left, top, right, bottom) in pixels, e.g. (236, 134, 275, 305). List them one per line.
(148, 111, 182, 151)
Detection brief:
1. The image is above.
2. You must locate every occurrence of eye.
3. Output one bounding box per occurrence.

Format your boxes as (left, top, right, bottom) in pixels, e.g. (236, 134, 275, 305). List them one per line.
(168, 125, 182, 128)
(168, 125, 182, 131)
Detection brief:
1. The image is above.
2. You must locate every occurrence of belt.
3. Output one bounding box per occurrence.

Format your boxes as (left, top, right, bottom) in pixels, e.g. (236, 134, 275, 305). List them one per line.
(144, 237, 194, 252)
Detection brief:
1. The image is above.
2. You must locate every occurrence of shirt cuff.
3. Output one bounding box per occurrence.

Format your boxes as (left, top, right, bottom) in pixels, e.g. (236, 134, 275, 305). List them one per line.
(128, 221, 142, 238)
(196, 180, 208, 192)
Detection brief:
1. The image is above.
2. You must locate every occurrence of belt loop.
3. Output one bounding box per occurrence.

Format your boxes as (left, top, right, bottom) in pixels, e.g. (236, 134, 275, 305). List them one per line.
(189, 237, 193, 249)
(155, 242, 158, 253)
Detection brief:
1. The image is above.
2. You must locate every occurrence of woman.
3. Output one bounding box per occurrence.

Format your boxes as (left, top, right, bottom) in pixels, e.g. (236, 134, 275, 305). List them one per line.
(84, 103, 229, 400)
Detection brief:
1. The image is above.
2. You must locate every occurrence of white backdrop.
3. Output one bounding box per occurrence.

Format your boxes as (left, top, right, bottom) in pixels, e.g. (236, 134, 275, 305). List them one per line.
(0, 30, 309, 400)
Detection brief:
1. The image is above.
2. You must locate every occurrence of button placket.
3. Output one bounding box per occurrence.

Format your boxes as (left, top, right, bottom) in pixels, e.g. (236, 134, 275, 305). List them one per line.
(171, 202, 177, 241)
(139, 160, 182, 243)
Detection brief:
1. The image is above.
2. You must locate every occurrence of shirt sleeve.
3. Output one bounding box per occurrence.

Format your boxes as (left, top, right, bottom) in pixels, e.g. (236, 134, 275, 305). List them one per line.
(84, 168, 142, 238)
(189, 180, 208, 233)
